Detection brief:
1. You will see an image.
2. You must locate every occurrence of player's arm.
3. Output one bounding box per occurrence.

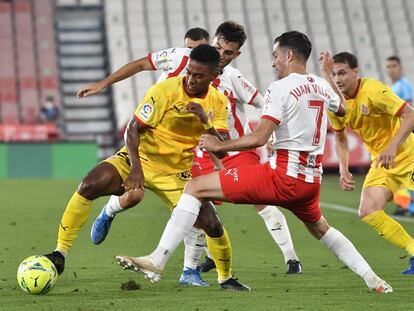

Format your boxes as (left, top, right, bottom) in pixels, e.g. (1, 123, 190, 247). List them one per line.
(333, 129, 355, 191)
(124, 119, 145, 190)
(320, 51, 346, 117)
(199, 118, 275, 153)
(376, 104, 414, 169)
(184, 102, 228, 158)
(77, 56, 154, 98)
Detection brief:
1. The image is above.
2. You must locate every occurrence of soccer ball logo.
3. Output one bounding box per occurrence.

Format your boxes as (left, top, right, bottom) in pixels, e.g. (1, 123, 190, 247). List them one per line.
(17, 255, 58, 295)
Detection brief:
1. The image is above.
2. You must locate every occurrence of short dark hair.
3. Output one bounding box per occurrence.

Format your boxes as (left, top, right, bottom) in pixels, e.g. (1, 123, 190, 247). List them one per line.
(214, 20, 246, 48)
(184, 27, 210, 42)
(189, 44, 220, 71)
(274, 31, 312, 61)
(333, 52, 359, 68)
(387, 56, 401, 64)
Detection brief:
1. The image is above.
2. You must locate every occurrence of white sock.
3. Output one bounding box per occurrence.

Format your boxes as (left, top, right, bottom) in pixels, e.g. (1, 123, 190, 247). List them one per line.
(152, 194, 202, 269)
(183, 227, 206, 270)
(320, 227, 381, 289)
(204, 246, 212, 259)
(105, 195, 123, 217)
(258, 206, 299, 262)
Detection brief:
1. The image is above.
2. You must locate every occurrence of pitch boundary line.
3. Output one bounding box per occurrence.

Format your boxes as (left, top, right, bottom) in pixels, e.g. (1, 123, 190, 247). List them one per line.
(320, 202, 414, 224)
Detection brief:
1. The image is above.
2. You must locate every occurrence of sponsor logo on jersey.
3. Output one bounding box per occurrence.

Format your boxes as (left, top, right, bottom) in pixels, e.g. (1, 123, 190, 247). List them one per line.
(139, 103, 154, 121)
(224, 168, 239, 182)
(361, 104, 369, 115)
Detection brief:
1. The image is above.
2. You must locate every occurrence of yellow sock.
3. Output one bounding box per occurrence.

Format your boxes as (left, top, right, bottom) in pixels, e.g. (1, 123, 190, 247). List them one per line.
(56, 192, 93, 256)
(205, 227, 232, 282)
(362, 210, 414, 256)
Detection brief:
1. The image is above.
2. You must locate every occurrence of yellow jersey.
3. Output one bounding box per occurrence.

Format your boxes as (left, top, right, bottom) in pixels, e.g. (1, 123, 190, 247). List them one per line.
(131, 76, 229, 174)
(328, 78, 414, 162)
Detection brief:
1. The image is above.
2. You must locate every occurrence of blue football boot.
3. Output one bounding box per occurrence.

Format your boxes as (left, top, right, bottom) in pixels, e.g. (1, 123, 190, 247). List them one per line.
(179, 268, 209, 286)
(91, 206, 114, 245)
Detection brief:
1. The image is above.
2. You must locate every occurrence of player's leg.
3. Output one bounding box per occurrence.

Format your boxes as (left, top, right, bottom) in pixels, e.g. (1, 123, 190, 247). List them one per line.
(90, 190, 144, 244)
(46, 161, 125, 274)
(194, 201, 250, 290)
(116, 171, 252, 289)
(303, 216, 392, 293)
(117, 164, 276, 287)
(255, 204, 301, 273)
(199, 152, 301, 274)
(359, 186, 414, 273)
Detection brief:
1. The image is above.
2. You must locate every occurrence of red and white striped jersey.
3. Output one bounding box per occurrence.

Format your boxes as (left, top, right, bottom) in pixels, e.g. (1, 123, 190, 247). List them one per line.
(262, 73, 340, 183)
(212, 65, 262, 139)
(148, 47, 190, 83)
(148, 47, 263, 140)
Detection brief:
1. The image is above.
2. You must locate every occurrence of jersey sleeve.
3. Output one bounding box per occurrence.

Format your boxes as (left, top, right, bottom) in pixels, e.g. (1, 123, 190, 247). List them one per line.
(231, 69, 260, 107)
(147, 47, 183, 71)
(134, 84, 167, 128)
(213, 94, 229, 132)
(261, 84, 283, 125)
(369, 81, 406, 116)
(327, 111, 345, 131)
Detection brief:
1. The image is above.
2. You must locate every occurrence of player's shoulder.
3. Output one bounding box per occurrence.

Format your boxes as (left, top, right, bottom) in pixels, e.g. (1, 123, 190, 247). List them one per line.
(360, 78, 389, 92)
(222, 65, 241, 77)
(152, 76, 183, 94)
(208, 84, 228, 102)
(400, 77, 414, 89)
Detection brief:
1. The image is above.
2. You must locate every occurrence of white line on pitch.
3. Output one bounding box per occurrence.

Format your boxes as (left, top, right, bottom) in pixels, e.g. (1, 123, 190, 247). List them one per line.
(320, 202, 414, 224)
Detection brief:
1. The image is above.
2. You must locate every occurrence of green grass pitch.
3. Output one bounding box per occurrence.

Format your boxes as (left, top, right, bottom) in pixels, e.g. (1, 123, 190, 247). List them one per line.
(1, 175, 413, 310)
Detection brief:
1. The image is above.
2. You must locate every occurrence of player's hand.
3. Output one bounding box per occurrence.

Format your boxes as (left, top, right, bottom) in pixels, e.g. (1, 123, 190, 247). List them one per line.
(77, 82, 105, 98)
(199, 134, 221, 152)
(375, 144, 397, 169)
(123, 166, 144, 191)
(184, 102, 208, 124)
(339, 170, 355, 191)
(319, 51, 334, 76)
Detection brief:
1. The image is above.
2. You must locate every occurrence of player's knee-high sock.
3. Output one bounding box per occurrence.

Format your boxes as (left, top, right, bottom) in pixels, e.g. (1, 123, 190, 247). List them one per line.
(206, 228, 232, 283)
(151, 194, 202, 269)
(56, 192, 93, 256)
(362, 210, 414, 255)
(183, 227, 205, 270)
(320, 227, 382, 289)
(258, 206, 299, 262)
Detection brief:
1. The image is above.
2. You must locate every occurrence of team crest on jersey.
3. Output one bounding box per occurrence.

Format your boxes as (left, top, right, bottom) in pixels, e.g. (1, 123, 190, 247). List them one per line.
(361, 104, 369, 115)
(307, 76, 315, 83)
(176, 171, 191, 181)
(139, 103, 154, 121)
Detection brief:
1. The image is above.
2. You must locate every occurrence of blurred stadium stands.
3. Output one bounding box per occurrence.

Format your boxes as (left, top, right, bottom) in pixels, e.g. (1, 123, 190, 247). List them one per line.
(1, 0, 414, 159)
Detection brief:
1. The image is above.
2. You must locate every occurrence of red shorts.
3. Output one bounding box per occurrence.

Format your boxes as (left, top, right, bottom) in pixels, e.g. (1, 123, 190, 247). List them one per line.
(219, 163, 321, 223)
(191, 151, 260, 177)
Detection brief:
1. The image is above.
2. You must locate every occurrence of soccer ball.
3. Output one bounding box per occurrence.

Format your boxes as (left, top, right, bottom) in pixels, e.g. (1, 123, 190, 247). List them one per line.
(17, 255, 58, 295)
